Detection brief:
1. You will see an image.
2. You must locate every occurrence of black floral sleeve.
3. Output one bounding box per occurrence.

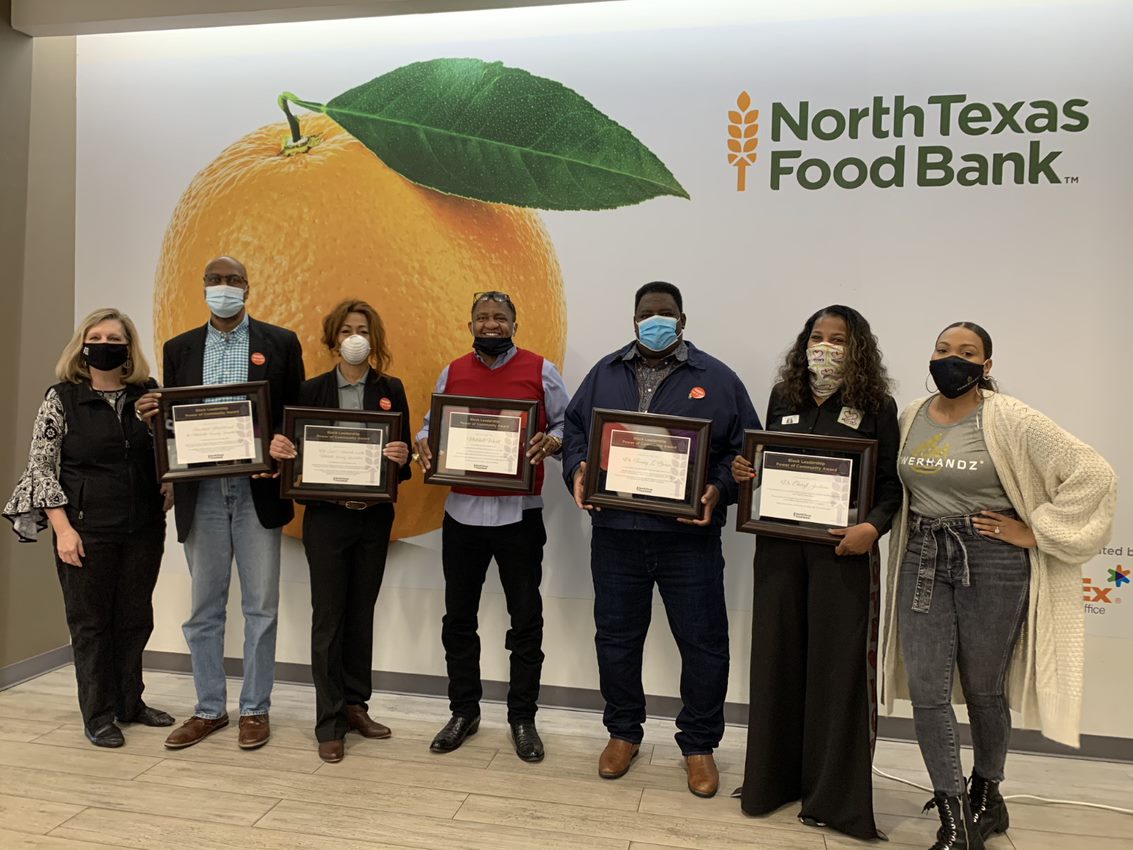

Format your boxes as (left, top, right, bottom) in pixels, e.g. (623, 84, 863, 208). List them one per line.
(3, 389, 67, 542)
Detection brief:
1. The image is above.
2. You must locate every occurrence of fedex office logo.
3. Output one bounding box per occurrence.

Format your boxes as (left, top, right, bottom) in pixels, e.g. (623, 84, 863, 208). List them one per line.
(1082, 562, 1127, 615)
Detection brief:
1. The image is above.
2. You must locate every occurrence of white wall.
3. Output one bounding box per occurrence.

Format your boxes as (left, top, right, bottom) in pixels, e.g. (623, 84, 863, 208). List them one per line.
(73, 0, 1132, 740)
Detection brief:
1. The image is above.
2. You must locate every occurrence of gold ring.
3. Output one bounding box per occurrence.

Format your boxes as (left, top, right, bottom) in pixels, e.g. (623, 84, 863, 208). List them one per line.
(994, 526, 1001, 534)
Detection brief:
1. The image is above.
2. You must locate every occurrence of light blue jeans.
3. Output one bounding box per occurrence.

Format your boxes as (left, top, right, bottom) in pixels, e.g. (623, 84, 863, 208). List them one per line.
(183, 477, 281, 718)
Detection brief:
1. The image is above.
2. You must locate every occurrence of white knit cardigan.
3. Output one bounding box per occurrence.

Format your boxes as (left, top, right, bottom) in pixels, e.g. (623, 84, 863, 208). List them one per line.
(880, 393, 1117, 747)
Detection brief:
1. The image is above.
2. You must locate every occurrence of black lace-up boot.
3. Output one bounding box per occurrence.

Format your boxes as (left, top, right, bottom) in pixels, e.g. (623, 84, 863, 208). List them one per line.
(968, 772, 1009, 840)
(922, 792, 986, 849)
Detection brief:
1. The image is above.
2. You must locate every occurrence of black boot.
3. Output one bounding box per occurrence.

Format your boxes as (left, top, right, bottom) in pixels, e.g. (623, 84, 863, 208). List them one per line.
(922, 793, 985, 849)
(969, 772, 1009, 840)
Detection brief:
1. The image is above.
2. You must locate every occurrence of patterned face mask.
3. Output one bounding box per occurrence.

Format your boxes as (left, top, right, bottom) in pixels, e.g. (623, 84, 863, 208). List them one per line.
(807, 341, 846, 400)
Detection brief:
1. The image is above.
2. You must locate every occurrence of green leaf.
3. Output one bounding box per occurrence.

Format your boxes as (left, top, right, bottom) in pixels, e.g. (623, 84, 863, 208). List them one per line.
(319, 58, 689, 210)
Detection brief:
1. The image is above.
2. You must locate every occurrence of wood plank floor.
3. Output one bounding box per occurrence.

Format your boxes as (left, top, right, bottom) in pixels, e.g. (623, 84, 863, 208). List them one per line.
(1, 667, 1130, 849)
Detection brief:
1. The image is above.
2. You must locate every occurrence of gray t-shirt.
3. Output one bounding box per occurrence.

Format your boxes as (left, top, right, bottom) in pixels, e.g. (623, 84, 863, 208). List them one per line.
(898, 400, 1011, 518)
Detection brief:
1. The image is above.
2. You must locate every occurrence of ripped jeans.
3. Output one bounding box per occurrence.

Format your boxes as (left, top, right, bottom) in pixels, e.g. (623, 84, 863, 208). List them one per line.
(897, 511, 1030, 796)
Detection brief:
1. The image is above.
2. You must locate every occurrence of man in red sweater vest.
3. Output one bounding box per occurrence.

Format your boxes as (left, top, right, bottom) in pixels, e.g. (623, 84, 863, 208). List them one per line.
(415, 292, 570, 762)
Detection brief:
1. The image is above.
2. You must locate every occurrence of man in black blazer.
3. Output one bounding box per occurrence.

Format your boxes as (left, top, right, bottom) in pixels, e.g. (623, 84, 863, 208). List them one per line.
(139, 256, 303, 751)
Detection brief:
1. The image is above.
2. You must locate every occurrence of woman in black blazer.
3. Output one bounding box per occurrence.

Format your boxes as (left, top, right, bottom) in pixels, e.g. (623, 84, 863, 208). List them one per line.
(270, 299, 411, 763)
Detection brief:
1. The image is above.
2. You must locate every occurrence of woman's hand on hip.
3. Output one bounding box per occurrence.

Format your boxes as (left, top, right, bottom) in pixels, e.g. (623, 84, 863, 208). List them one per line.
(973, 510, 1036, 549)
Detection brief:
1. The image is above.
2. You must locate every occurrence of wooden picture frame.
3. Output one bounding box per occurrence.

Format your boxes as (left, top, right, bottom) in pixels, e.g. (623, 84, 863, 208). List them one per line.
(736, 430, 878, 543)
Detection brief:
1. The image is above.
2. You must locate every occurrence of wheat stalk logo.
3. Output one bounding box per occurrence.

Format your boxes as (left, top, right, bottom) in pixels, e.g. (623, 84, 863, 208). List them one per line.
(728, 92, 759, 191)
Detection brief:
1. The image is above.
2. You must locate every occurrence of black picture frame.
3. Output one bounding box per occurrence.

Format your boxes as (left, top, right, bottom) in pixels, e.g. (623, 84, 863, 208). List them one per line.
(424, 394, 540, 494)
(736, 430, 878, 543)
(153, 381, 273, 482)
(582, 408, 713, 519)
(279, 406, 402, 503)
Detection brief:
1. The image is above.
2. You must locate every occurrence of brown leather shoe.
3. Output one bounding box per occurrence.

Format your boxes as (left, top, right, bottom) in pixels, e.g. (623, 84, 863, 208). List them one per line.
(163, 714, 229, 750)
(238, 713, 270, 749)
(318, 739, 344, 763)
(685, 753, 719, 798)
(598, 738, 641, 779)
(344, 704, 391, 739)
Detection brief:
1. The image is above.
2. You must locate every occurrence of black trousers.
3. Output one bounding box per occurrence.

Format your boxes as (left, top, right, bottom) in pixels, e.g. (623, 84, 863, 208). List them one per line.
(741, 536, 881, 840)
(441, 509, 545, 723)
(54, 525, 165, 732)
(302, 502, 394, 742)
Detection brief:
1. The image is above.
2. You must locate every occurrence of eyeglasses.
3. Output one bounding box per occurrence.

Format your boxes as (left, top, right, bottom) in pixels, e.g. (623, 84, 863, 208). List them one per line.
(472, 291, 512, 307)
(203, 274, 247, 286)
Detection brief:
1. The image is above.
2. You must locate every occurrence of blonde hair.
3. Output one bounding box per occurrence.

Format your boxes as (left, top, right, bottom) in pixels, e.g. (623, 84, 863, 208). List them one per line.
(55, 308, 151, 385)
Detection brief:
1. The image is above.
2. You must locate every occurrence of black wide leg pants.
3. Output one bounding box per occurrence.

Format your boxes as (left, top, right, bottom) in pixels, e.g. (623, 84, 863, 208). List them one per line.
(740, 535, 881, 840)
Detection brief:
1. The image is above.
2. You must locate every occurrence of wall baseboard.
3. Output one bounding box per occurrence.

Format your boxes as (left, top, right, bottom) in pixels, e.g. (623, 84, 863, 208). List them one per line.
(140, 650, 1133, 763)
(0, 644, 73, 689)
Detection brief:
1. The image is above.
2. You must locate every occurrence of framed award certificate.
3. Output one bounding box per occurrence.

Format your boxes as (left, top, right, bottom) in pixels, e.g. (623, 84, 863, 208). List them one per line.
(153, 381, 273, 482)
(582, 408, 712, 519)
(279, 406, 403, 502)
(424, 394, 541, 494)
(737, 430, 878, 542)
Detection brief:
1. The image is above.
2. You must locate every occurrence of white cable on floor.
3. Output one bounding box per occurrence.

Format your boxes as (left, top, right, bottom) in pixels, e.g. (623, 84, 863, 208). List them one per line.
(871, 766, 1133, 815)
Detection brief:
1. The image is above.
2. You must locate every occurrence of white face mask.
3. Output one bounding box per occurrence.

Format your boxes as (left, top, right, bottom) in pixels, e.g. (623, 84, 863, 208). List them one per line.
(806, 341, 846, 399)
(339, 334, 371, 365)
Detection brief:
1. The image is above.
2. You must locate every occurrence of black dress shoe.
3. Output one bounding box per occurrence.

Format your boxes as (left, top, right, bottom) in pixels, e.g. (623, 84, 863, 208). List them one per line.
(119, 705, 176, 727)
(509, 720, 545, 762)
(429, 715, 480, 753)
(85, 723, 125, 748)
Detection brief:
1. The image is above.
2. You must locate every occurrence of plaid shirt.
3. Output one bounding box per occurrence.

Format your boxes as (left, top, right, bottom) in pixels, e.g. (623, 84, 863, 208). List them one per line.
(622, 340, 689, 412)
(203, 315, 249, 399)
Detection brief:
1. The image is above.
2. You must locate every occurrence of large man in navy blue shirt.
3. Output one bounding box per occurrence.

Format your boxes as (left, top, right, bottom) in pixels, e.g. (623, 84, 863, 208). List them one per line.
(562, 281, 760, 798)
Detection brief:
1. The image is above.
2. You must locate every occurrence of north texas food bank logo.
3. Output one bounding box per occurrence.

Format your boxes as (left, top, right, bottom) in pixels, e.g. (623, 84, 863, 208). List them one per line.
(726, 90, 1089, 191)
(1082, 565, 1129, 615)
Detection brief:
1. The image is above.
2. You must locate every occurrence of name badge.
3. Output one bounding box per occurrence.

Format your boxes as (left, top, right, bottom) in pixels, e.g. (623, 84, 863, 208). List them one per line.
(837, 407, 864, 429)
(781, 414, 800, 425)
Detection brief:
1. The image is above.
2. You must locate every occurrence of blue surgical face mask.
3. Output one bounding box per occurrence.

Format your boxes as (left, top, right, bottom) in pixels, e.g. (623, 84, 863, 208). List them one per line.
(636, 315, 681, 352)
(205, 284, 246, 319)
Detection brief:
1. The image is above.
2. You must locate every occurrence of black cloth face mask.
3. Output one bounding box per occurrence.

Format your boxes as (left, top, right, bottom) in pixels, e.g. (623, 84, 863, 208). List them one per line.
(473, 336, 515, 357)
(929, 355, 985, 399)
(83, 342, 129, 372)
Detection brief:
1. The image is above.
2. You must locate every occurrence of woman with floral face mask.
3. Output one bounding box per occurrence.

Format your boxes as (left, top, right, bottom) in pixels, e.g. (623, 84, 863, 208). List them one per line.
(269, 299, 411, 763)
(881, 322, 1116, 850)
(4, 308, 175, 747)
(732, 305, 901, 841)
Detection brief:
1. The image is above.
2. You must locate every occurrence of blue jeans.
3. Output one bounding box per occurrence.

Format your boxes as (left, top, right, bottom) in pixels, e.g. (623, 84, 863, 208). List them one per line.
(591, 528, 729, 755)
(182, 477, 281, 718)
(897, 511, 1030, 795)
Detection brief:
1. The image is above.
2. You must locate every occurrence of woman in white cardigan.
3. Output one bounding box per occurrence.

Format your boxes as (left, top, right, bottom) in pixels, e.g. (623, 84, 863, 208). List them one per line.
(880, 322, 1116, 850)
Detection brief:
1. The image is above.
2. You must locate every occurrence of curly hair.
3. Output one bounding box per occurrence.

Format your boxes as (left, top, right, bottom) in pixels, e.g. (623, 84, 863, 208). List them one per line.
(776, 305, 892, 412)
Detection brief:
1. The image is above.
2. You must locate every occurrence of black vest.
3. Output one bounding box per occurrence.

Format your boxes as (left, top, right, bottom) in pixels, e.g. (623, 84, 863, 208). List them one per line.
(53, 380, 164, 535)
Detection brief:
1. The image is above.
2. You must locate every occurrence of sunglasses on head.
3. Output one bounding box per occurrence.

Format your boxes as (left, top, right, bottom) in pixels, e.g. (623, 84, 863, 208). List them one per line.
(472, 291, 513, 306)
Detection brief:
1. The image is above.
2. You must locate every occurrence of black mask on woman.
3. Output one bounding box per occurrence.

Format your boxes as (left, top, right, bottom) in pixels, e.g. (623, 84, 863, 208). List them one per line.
(473, 336, 515, 358)
(929, 356, 985, 399)
(83, 342, 129, 372)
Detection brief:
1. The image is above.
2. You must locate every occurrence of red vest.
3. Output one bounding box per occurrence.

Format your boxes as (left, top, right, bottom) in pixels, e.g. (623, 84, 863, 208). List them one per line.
(445, 347, 547, 496)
